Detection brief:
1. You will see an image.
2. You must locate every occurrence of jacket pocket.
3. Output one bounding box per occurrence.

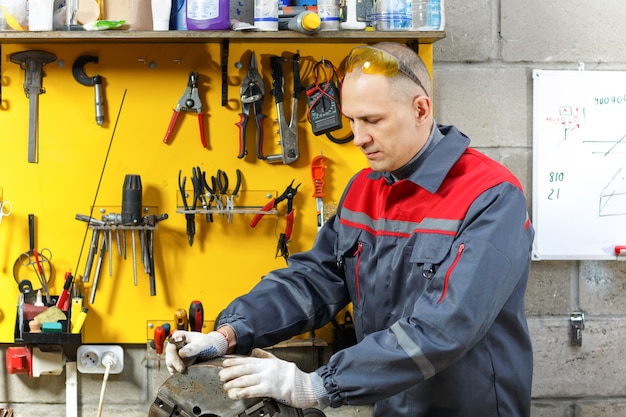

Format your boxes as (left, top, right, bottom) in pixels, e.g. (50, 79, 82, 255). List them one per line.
(335, 229, 365, 306)
(409, 233, 457, 303)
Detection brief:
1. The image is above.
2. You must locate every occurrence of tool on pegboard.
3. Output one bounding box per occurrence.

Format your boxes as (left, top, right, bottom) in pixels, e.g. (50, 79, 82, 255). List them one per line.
(311, 153, 326, 232)
(9, 50, 57, 163)
(72, 55, 105, 125)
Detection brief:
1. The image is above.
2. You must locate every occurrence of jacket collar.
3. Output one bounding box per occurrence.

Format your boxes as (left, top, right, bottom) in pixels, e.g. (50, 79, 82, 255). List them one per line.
(368, 124, 470, 193)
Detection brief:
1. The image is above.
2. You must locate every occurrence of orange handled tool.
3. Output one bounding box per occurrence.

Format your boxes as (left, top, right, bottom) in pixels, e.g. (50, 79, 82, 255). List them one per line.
(311, 154, 326, 231)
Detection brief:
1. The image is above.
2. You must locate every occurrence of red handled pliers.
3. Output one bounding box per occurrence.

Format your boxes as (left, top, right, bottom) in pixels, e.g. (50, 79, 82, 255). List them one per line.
(164, 72, 207, 148)
(250, 179, 300, 262)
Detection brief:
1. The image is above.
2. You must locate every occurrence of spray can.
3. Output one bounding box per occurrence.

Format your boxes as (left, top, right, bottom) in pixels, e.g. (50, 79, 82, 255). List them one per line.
(317, 0, 340, 30)
(186, 0, 229, 30)
(254, 0, 279, 31)
(280, 11, 320, 33)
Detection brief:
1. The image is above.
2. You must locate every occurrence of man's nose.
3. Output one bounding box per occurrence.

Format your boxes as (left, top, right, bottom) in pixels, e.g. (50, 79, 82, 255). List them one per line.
(351, 124, 370, 147)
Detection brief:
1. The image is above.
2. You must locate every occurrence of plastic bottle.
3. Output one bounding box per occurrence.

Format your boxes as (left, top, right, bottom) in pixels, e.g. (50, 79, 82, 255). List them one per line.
(170, 0, 187, 30)
(426, 0, 441, 30)
(340, 0, 366, 30)
(371, 0, 411, 31)
(186, 0, 229, 30)
(281, 11, 320, 33)
(317, 0, 340, 31)
(152, 0, 172, 30)
(254, 0, 279, 31)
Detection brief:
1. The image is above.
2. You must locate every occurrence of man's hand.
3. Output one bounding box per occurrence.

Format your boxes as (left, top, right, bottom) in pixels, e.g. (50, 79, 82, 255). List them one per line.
(165, 330, 228, 374)
(218, 349, 319, 409)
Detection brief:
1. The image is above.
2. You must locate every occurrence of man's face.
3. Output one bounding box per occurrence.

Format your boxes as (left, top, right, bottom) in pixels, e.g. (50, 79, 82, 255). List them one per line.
(341, 72, 430, 172)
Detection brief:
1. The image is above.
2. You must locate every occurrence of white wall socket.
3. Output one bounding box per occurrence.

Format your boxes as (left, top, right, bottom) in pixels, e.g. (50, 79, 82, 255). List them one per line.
(77, 345, 124, 374)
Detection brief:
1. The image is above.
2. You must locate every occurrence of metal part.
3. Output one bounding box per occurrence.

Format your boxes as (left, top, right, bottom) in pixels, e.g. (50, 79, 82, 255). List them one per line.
(9, 50, 57, 163)
(149, 358, 305, 417)
(570, 312, 585, 346)
(72, 55, 104, 125)
(266, 55, 301, 164)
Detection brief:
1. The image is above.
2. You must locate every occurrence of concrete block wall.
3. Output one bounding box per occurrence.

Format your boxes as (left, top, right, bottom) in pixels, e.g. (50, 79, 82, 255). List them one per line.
(3, 1, 626, 416)
(434, 1, 626, 416)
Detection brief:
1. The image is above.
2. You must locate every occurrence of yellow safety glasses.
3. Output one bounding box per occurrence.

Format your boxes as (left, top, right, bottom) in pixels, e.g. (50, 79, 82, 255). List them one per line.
(345, 46, 428, 96)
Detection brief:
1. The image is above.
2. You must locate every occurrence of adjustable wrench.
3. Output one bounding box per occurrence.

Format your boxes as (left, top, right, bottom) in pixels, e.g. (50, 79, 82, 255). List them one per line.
(9, 50, 57, 163)
(266, 54, 302, 164)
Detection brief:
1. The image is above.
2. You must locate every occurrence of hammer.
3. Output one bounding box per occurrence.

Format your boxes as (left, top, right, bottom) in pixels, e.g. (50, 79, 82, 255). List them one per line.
(9, 50, 57, 163)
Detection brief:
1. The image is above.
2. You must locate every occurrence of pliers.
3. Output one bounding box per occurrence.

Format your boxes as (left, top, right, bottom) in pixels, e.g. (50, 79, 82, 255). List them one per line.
(178, 169, 202, 246)
(250, 179, 300, 262)
(214, 169, 242, 223)
(236, 52, 266, 159)
(164, 72, 207, 148)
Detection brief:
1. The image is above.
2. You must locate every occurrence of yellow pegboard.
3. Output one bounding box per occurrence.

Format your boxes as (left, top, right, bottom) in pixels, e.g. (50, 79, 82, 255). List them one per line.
(0, 41, 433, 344)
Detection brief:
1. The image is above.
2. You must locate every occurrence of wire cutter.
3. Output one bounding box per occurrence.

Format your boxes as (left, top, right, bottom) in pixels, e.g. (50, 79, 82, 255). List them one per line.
(164, 72, 207, 148)
(214, 169, 242, 223)
(178, 169, 202, 246)
(236, 52, 266, 159)
(250, 179, 300, 262)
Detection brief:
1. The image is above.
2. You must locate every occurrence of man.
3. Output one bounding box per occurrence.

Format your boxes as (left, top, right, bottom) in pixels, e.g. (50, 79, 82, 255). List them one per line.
(166, 42, 534, 417)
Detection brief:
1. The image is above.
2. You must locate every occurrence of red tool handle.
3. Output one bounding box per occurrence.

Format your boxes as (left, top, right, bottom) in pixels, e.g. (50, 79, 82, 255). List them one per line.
(235, 113, 248, 159)
(255, 113, 267, 160)
(154, 326, 166, 355)
(285, 209, 295, 241)
(197, 113, 207, 148)
(615, 246, 626, 256)
(250, 199, 276, 228)
(189, 300, 204, 332)
(56, 272, 73, 310)
(163, 110, 180, 144)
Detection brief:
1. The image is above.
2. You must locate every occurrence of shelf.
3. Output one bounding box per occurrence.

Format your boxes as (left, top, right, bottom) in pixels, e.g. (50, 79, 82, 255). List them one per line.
(176, 208, 278, 216)
(0, 29, 445, 44)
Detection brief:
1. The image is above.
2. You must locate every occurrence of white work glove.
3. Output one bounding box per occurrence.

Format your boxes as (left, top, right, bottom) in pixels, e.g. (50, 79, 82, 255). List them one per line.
(219, 348, 321, 409)
(165, 330, 228, 374)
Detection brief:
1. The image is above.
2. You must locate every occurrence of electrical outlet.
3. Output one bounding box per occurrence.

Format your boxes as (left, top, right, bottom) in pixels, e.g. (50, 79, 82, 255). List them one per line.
(77, 345, 124, 374)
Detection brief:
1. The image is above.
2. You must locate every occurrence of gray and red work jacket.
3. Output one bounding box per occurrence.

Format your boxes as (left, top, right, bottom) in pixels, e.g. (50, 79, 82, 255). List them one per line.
(217, 124, 535, 417)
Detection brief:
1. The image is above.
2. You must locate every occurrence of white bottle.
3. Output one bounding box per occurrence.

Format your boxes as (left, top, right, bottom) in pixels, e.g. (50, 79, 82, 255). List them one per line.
(254, 0, 279, 31)
(340, 0, 366, 30)
(152, 0, 172, 30)
(317, 0, 339, 31)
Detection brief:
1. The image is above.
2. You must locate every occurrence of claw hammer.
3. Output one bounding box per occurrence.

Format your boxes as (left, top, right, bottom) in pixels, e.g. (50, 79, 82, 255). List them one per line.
(9, 50, 57, 163)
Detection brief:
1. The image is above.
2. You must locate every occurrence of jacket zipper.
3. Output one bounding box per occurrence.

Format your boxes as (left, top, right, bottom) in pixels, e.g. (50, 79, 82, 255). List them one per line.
(354, 242, 363, 304)
(437, 243, 465, 304)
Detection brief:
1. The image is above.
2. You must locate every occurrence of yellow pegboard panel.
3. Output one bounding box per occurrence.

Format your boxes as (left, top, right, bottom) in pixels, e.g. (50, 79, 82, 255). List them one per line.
(0, 41, 433, 344)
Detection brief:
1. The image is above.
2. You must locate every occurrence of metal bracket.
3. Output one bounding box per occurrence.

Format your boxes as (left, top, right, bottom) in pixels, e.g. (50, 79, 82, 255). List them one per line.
(569, 312, 585, 346)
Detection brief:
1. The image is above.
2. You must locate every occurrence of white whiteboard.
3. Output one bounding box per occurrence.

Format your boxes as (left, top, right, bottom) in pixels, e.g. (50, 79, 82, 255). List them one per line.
(532, 69, 626, 260)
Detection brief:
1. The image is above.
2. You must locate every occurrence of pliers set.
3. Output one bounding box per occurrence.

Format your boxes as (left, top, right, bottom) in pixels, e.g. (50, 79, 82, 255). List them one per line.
(178, 166, 243, 246)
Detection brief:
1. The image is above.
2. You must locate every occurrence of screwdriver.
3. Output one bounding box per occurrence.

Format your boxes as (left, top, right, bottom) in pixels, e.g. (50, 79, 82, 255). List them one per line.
(174, 308, 188, 331)
(189, 300, 204, 332)
(154, 325, 165, 371)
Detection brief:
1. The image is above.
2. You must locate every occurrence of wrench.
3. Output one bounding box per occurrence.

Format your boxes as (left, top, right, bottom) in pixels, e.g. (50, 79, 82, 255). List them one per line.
(9, 50, 57, 163)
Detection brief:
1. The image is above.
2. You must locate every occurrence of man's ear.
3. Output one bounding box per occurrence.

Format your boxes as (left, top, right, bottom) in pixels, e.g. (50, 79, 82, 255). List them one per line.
(413, 96, 432, 124)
